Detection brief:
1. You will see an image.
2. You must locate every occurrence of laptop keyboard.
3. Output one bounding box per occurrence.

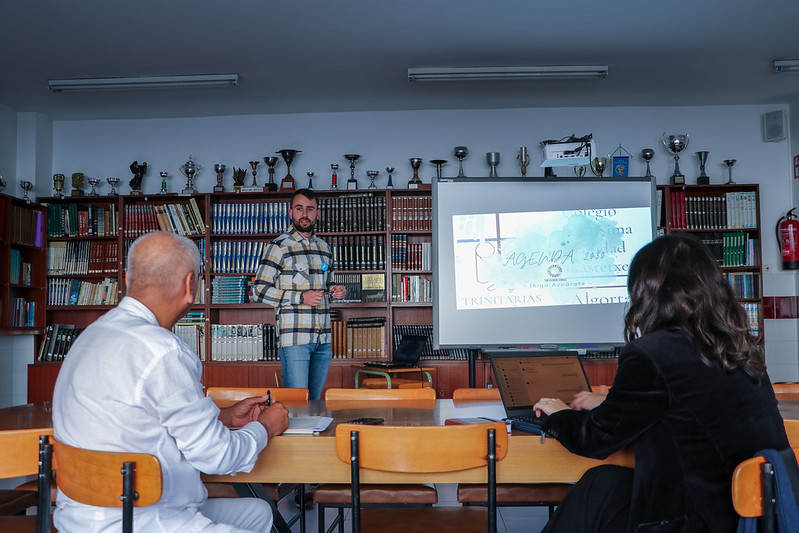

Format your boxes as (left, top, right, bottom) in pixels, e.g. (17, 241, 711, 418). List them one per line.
(505, 414, 549, 434)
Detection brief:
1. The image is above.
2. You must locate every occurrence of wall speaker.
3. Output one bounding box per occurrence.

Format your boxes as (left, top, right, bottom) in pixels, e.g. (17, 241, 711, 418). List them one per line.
(762, 110, 786, 142)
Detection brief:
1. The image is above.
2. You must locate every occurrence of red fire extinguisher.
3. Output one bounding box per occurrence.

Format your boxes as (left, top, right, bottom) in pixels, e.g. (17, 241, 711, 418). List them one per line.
(777, 208, 799, 270)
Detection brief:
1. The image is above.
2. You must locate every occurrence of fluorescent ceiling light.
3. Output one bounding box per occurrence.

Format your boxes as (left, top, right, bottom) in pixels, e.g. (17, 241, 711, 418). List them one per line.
(48, 74, 240, 92)
(773, 60, 799, 73)
(407, 65, 608, 82)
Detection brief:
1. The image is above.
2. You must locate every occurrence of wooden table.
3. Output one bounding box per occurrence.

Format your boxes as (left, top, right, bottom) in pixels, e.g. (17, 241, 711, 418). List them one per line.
(353, 365, 435, 389)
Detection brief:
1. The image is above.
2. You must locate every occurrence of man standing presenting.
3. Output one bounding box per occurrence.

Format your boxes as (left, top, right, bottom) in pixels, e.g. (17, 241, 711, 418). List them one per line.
(53, 231, 289, 533)
(252, 188, 345, 400)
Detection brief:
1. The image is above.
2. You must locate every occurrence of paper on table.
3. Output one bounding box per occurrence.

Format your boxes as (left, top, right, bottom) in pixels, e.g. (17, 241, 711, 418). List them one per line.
(283, 416, 334, 435)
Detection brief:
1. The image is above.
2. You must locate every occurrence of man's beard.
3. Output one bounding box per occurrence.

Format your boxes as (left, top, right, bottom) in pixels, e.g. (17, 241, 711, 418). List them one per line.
(293, 218, 315, 233)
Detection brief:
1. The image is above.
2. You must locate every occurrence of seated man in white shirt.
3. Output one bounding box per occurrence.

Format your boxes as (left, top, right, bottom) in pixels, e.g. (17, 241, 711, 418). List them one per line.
(52, 231, 289, 533)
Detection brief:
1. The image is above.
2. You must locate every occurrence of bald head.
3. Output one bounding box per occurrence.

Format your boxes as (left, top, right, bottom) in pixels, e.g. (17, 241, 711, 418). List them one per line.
(126, 231, 201, 298)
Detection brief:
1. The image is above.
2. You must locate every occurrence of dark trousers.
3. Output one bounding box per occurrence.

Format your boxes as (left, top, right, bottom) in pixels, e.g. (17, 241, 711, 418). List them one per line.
(541, 465, 634, 533)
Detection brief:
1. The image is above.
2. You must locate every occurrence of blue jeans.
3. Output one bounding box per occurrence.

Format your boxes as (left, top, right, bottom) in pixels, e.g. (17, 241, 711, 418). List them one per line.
(279, 342, 332, 400)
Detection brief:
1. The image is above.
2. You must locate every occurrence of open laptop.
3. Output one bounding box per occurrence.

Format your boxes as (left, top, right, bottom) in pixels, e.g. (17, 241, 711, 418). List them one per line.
(488, 350, 591, 431)
(362, 334, 428, 369)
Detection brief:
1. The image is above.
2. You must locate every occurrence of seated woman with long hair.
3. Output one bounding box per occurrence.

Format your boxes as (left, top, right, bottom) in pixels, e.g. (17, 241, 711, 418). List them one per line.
(534, 234, 789, 533)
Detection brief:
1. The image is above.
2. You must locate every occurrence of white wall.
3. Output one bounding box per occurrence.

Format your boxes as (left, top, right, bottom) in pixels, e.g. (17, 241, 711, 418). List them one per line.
(0, 103, 17, 184)
(0, 103, 789, 392)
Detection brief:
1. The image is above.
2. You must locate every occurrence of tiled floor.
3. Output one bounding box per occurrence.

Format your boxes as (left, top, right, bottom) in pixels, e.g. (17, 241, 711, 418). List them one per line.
(276, 483, 551, 533)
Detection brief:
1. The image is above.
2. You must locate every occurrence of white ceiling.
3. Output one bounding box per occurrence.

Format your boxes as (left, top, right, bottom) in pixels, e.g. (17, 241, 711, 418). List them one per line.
(2, 0, 799, 121)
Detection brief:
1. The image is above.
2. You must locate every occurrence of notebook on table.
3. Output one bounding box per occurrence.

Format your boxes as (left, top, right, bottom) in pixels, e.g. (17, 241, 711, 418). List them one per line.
(488, 350, 591, 432)
(362, 334, 428, 369)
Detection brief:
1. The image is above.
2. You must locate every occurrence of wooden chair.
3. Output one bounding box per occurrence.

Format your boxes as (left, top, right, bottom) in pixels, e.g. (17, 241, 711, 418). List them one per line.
(731, 446, 799, 532)
(315, 387, 439, 532)
(785, 419, 799, 447)
(205, 387, 309, 533)
(452, 387, 501, 402)
(48, 436, 163, 533)
(0, 429, 52, 533)
(336, 422, 508, 533)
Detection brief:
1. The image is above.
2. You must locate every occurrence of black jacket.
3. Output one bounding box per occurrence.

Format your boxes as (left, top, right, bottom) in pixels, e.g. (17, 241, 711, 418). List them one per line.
(543, 329, 788, 532)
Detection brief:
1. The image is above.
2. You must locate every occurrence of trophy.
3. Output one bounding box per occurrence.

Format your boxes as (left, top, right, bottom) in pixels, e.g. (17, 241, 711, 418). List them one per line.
(385, 167, 394, 189)
(52, 173, 65, 198)
(307, 171, 315, 189)
(641, 148, 655, 179)
(159, 171, 169, 194)
(232, 168, 247, 191)
(344, 154, 360, 190)
(129, 161, 147, 195)
(71, 172, 85, 196)
(107, 177, 120, 196)
(366, 170, 379, 189)
(20, 180, 32, 203)
(454, 146, 468, 177)
(179, 156, 200, 195)
(408, 158, 423, 188)
(662, 133, 689, 185)
(590, 157, 607, 177)
(264, 157, 279, 191)
(430, 160, 447, 179)
(213, 164, 226, 193)
(573, 165, 587, 177)
(278, 149, 300, 191)
(330, 164, 339, 190)
(724, 159, 737, 184)
(696, 151, 710, 184)
(517, 147, 530, 177)
(87, 177, 101, 196)
(248, 160, 261, 189)
(486, 152, 500, 178)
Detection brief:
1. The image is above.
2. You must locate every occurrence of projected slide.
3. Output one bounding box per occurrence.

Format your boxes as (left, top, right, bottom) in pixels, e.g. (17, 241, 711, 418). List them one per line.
(453, 207, 652, 310)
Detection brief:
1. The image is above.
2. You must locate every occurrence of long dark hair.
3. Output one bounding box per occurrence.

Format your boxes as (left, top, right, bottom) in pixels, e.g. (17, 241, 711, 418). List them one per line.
(624, 234, 765, 379)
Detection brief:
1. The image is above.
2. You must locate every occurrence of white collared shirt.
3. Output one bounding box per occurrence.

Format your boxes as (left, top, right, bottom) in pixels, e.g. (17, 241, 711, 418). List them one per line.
(52, 296, 268, 532)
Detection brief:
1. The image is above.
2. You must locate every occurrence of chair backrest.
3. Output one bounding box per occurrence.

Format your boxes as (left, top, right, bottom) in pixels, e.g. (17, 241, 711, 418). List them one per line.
(206, 387, 309, 408)
(52, 437, 163, 508)
(452, 387, 501, 402)
(0, 427, 53, 479)
(324, 387, 435, 402)
(773, 382, 799, 395)
(731, 447, 799, 521)
(785, 419, 799, 447)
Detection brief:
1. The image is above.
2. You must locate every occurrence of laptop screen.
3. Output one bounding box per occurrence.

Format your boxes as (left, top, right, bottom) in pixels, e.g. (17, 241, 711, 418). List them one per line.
(392, 335, 428, 364)
(488, 351, 591, 416)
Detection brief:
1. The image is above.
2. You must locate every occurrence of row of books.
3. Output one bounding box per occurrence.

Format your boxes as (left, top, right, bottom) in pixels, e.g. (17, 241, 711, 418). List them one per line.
(10, 298, 35, 328)
(209, 323, 278, 362)
(742, 302, 761, 337)
(727, 272, 760, 299)
(38, 324, 83, 361)
(173, 312, 206, 361)
(123, 200, 205, 237)
(10, 204, 45, 246)
(390, 195, 432, 231)
(391, 324, 474, 361)
(9, 249, 32, 285)
(331, 317, 387, 359)
(211, 276, 251, 304)
(212, 241, 265, 274)
(211, 202, 291, 235)
(391, 274, 433, 303)
(317, 195, 386, 233)
(332, 273, 386, 303)
(699, 233, 759, 268)
(667, 191, 757, 230)
(328, 235, 386, 271)
(47, 240, 120, 276)
(391, 235, 431, 270)
(46, 203, 117, 238)
(47, 277, 119, 306)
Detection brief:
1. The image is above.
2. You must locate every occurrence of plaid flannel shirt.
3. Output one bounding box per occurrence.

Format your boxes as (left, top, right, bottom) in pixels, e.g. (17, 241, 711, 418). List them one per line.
(251, 227, 335, 347)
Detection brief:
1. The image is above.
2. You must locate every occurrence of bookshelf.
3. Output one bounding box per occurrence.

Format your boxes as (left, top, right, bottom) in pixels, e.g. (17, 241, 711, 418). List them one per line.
(29, 189, 478, 400)
(657, 184, 764, 337)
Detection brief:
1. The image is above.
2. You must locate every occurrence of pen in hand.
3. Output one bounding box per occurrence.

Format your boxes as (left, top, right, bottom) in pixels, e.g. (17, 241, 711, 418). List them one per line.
(266, 389, 272, 406)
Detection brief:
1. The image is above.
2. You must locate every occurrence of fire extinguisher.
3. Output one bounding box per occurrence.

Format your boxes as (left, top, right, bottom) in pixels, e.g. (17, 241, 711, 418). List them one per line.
(776, 208, 799, 270)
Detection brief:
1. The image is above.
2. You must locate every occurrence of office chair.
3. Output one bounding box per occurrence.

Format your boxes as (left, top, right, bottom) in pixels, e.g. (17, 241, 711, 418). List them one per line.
(451, 387, 573, 517)
(731, 447, 799, 533)
(0, 429, 52, 533)
(205, 387, 310, 533)
(336, 422, 508, 533)
(46, 436, 163, 533)
(314, 387, 438, 533)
